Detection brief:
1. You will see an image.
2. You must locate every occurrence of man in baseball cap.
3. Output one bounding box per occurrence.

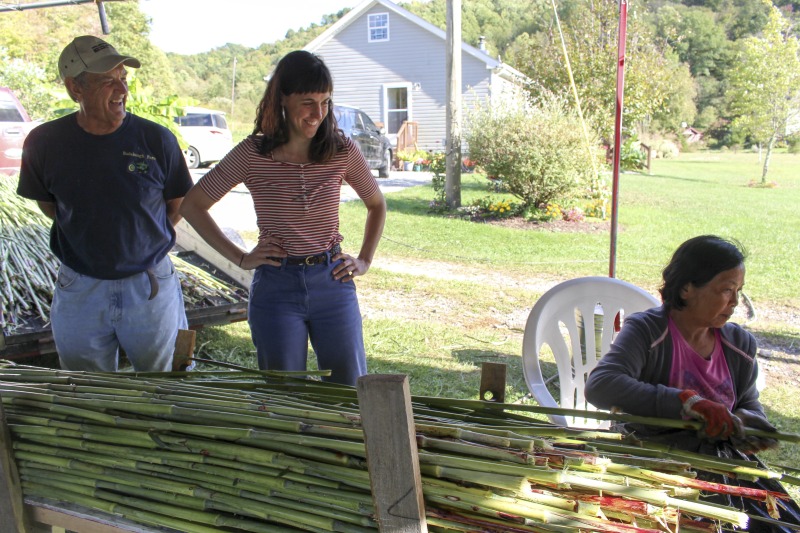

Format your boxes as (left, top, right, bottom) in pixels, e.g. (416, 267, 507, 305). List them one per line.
(58, 35, 141, 80)
(17, 35, 193, 374)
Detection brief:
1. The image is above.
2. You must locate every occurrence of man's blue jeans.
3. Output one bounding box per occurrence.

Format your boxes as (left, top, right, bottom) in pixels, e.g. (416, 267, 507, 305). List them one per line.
(51, 255, 188, 372)
(248, 257, 367, 386)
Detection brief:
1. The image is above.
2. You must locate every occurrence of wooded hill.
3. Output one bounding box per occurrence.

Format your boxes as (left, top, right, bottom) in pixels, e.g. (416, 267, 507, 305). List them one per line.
(1, 0, 798, 148)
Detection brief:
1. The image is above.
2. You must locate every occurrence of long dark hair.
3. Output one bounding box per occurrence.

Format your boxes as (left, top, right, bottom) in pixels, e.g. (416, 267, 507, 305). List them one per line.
(659, 235, 746, 310)
(253, 50, 343, 162)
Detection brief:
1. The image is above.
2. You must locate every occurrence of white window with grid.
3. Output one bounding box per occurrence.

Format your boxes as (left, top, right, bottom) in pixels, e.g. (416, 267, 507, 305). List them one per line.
(368, 13, 389, 42)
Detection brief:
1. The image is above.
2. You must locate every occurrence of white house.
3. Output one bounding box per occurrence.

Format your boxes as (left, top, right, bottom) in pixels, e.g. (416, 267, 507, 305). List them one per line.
(304, 0, 528, 154)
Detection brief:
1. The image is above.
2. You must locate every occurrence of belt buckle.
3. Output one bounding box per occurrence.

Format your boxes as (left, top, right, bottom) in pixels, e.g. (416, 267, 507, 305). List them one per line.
(304, 255, 315, 265)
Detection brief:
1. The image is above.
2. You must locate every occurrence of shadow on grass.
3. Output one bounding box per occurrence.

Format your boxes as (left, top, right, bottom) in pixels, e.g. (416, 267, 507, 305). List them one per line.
(755, 330, 800, 357)
(644, 172, 709, 184)
(451, 347, 518, 364)
(379, 177, 492, 217)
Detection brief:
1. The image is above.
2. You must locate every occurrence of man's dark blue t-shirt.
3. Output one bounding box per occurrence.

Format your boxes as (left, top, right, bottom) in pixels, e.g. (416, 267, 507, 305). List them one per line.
(17, 112, 193, 280)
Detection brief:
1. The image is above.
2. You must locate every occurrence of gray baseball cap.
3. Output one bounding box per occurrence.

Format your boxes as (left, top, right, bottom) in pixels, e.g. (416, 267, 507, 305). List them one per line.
(58, 35, 141, 81)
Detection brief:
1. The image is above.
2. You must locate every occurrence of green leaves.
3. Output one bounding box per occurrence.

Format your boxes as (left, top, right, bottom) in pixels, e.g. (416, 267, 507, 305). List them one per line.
(466, 91, 605, 209)
(726, 1, 800, 182)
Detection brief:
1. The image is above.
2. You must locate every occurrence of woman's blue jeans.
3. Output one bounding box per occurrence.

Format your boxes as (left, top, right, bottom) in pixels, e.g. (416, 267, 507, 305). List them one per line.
(248, 256, 367, 386)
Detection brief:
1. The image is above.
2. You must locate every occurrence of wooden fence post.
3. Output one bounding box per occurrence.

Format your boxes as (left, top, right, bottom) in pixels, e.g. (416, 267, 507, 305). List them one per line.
(479, 362, 507, 403)
(172, 329, 196, 371)
(1, 394, 32, 533)
(357, 374, 427, 532)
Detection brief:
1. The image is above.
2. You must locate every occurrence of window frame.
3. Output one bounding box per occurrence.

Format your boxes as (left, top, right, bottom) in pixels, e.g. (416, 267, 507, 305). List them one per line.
(368, 13, 389, 42)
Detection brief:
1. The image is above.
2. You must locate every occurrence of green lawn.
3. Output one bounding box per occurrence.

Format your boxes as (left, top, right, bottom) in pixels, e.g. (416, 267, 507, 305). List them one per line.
(344, 150, 800, 308)
(198, 150, 800, 472)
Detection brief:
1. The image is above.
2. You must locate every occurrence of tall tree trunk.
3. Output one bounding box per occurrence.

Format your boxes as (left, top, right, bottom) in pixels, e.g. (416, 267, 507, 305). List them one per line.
(761, 134, 777, 184)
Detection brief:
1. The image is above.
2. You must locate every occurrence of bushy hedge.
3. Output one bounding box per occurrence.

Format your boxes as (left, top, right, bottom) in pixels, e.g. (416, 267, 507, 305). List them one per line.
(466, 91, 604, 208)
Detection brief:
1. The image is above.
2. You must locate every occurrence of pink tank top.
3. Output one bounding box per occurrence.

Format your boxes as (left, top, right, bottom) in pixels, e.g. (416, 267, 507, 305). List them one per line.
(668, 318, 735, 410)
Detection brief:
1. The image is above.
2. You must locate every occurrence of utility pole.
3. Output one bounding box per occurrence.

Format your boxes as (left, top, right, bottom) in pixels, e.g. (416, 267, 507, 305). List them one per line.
(231, 57, 237, 118)
(445, 0, 462, 208)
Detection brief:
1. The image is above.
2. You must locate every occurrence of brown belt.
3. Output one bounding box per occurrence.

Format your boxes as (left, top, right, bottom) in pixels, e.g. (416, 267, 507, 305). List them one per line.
(281, 243, 342, 266)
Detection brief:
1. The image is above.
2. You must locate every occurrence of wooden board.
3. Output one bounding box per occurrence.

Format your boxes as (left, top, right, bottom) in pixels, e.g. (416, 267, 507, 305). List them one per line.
(27, 498, 182, 533)
(357, 374, 427, 532)
(175, 219, 253, 288)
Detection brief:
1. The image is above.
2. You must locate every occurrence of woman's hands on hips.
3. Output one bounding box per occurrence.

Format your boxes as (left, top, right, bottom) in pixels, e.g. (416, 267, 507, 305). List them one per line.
(332, 250, 368, 282)
(238, 237, 286, 270)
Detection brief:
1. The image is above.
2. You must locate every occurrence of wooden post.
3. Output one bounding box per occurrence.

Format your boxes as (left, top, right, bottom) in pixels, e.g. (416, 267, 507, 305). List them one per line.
(641, 143, 652, 174)
(445, 0, 462, 208)
(479, 362, 506, 403)
(172, 329, 196, 371)
(357, 375, 427, 532)
(0, 395, 32, 533)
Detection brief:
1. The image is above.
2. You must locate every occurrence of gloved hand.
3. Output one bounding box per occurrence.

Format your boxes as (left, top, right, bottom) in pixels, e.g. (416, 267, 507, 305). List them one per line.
(731, 409, 779, 454)
(679, 390, 739, 440)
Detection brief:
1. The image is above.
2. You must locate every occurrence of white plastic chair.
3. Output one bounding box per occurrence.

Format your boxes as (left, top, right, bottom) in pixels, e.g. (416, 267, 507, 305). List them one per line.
(522, 276, 660, 428)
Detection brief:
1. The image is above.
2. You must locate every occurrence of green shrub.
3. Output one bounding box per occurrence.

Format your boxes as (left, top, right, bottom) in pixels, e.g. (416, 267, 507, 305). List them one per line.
(619, 135, 647, 171)
(788, 136, 800, 154)
(428, 152, 447, 212)
(466, 91, 605, 208)
(656, 139, 681, 158)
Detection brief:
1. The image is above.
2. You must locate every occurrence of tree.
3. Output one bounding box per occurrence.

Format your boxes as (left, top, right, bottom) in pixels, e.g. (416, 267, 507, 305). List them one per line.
(504, 0, 696, 143)
(726, 1, 800, 183)
(0, 51, 52, 120)
(404, 0, 550, 58)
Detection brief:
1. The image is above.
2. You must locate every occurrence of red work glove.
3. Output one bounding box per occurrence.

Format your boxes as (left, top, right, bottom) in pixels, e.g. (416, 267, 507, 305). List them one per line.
(679, 390, 740, 440)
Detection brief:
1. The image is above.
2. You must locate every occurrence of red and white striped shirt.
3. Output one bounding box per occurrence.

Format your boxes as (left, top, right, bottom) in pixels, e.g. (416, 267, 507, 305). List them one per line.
(198, 135, 379, 256)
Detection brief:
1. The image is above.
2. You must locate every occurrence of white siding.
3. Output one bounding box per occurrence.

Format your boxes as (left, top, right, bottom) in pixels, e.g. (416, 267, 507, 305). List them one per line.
(315, 6, 494, 154)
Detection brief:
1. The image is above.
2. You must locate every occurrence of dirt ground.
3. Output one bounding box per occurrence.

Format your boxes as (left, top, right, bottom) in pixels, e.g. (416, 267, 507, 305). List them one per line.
(365, 253, 800, 391)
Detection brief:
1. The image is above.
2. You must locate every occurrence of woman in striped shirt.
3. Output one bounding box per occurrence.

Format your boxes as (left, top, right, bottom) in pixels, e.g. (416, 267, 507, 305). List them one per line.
(180, 50, 386, 385)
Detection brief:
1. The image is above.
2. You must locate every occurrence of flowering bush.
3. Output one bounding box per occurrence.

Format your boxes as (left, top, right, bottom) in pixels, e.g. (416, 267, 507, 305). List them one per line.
(583, 198, 608, 219)
(521, 203, 562, 222)
(453, 196, 518, 221)
(562, 206, 585, 222)
(542, 203, 563, 221)
(466, 91, 604, 208)
(462, 157, 477, 172)
(487, 198, 514, 217)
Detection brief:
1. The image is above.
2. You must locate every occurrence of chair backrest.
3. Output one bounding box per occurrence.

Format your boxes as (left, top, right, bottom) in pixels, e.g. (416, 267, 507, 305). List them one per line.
(522, 276, 660, 428)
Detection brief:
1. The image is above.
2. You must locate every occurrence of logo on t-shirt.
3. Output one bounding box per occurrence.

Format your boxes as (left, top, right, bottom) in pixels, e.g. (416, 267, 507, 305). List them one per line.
(128, 161, 149, 173)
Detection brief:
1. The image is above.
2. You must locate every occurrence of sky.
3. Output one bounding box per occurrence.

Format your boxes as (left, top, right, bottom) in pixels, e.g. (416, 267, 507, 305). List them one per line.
(138, 0, 363, 55)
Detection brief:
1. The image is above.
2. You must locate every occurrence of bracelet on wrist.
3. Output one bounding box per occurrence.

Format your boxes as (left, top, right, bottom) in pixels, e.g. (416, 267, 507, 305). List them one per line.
(238, 252, 245, 268)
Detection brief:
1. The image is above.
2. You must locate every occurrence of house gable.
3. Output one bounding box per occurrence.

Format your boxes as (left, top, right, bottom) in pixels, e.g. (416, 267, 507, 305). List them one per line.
(305, 0, 527, 153)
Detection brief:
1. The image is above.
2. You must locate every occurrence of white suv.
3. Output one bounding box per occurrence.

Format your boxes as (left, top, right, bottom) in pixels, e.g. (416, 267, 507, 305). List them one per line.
(174, 107, 233, 169)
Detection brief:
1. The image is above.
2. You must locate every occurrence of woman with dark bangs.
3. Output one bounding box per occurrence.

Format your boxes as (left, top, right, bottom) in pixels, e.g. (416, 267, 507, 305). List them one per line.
(586, 235, 800, 531)
(180, 50, 386, 385)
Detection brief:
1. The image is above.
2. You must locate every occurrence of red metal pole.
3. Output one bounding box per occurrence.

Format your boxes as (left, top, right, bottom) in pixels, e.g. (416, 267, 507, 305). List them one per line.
(609, 0, 628, 279)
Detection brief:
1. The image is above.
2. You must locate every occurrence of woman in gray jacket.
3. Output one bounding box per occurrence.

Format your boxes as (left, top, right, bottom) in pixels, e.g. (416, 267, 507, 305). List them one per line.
(585, 235, 799, 531)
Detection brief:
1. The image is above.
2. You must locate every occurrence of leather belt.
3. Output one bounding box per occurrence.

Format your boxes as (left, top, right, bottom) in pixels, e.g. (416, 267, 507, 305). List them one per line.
(282, 243, 341, 266)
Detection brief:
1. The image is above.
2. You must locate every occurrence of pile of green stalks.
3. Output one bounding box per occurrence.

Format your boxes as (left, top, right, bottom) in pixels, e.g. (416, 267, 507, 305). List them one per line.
(2, 364, 797, 532)
(0, 178, 244, 335)
(171, 255, 247, 308)
(0, 178, 59, 333)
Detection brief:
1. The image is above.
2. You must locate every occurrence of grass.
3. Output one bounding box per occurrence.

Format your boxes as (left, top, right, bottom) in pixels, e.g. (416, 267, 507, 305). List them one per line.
(349, 151, 800, 306)
(195, 149, 800, 476)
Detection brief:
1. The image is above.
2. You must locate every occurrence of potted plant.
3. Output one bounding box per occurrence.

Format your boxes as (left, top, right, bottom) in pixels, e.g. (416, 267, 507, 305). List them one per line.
(414, 150, 431, 171)
(396, 149, 416, 171)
